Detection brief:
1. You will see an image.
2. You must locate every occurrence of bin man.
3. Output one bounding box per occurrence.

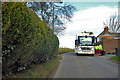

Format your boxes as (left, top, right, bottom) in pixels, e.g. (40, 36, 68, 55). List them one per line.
(98, 44, 103, 56)
(95, 45, 98, 54)
(95, 45, 99, 54)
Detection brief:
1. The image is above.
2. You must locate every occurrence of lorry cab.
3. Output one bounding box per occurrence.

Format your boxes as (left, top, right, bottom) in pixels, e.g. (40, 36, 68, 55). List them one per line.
(75, 32, 95, 56)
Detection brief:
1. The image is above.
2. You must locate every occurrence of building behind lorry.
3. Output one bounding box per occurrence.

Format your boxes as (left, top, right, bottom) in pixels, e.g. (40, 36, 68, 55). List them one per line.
(75, 32, 95, 56)
(95, 26, 120, 54)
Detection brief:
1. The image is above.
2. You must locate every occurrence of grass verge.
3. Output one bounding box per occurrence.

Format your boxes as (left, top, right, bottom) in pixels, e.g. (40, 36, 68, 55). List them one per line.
(8, 48, 74, 78)
(59, 48, 74, 54)
(10, 56, 60, 78)
(110, 56, 120, 62)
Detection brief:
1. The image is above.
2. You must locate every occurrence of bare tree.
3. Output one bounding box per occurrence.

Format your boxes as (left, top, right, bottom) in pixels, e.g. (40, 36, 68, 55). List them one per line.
(27, 1, 76, 35)
(108, 14, 120, 33)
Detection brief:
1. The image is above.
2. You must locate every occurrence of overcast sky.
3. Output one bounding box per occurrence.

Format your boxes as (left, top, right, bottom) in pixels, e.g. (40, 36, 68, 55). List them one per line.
(58, 2, 118, 48)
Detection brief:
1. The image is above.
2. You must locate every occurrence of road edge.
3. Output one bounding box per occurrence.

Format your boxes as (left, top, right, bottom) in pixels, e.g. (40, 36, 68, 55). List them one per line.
(46, 60, 61, 79)
(107, 58, 120, 64)
(46, 54, 65, 79)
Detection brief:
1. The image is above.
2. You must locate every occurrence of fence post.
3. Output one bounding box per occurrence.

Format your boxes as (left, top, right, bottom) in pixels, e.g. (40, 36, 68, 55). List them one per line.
(118, 47, 120, 56)
(115, 48, 118, 56)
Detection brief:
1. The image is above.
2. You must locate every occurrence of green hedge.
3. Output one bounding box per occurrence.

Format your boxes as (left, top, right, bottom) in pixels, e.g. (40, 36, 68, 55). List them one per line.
(2, 2, 59, 77)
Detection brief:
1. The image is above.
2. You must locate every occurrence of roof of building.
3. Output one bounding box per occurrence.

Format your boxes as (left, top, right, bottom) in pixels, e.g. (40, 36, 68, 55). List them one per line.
(96, 30, 120, 38)
(110, 33, 120, 37)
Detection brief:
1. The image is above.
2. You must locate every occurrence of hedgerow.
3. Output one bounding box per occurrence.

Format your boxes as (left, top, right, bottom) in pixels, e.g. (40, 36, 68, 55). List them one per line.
(2, 2, 59, 77)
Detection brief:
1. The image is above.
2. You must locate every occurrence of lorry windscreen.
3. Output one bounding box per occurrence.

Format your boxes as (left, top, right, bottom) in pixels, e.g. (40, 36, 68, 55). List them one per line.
(78, 36, 94, 46)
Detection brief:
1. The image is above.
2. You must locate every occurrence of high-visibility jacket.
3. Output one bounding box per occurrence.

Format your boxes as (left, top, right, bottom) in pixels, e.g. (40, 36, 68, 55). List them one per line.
(96, 46, 99, 49)
(95, 46, 98, 49)
(99, 44, 103, 50)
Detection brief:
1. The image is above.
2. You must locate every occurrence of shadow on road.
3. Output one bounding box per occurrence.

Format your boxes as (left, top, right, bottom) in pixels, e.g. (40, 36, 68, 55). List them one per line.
(77, 54, 94, 56)
(64, 52, 95, 57)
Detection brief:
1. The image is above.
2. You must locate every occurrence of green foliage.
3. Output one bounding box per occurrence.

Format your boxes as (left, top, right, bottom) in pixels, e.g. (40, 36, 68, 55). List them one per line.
(2, 2, 59, 77)
(10, 56, 60, 78)
(110, 56, 120, 62)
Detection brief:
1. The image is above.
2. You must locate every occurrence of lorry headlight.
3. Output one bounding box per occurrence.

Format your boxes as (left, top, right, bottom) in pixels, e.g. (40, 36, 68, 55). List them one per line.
(91, 48, 94, 52)
(79, 48, 82, 50)
(91, 48, 94, 50)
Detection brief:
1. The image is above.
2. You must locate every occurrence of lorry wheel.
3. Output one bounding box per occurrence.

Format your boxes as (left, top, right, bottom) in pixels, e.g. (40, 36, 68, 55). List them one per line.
(76, 53, 79, 56)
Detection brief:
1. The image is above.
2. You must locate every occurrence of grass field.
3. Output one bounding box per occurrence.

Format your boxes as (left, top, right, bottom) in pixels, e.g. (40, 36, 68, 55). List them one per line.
(110, 56, 120, 62)
(59, 48, 75, 54)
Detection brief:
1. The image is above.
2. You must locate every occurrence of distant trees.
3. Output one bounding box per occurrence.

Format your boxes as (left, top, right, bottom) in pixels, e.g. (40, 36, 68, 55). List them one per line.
(27, 1, 76, 35)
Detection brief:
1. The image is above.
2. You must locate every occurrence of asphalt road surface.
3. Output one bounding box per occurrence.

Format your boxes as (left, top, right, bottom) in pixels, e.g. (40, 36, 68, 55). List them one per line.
(53, 52, 118, 78)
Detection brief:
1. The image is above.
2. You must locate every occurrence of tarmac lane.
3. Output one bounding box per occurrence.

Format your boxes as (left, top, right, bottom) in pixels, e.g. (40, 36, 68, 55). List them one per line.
(53, 52, 118, 78)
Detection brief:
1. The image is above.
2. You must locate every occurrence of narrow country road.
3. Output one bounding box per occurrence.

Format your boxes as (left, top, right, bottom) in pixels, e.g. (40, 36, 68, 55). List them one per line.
(53, 52, 118, 78)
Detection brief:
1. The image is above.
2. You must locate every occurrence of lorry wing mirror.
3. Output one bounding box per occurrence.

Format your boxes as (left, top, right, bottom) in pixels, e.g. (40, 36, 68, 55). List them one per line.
(75, 40, 78, 45)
